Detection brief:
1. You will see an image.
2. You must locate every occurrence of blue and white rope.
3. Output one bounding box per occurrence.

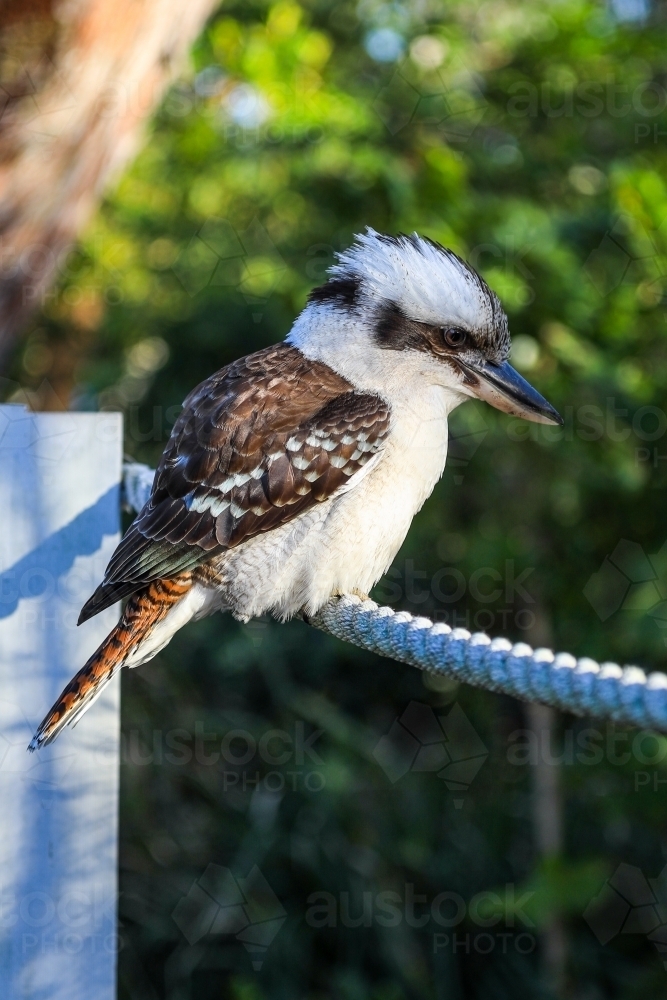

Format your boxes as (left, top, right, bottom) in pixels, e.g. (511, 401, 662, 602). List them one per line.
(310, 596, 667, 732)
(122, 462, 667, 733)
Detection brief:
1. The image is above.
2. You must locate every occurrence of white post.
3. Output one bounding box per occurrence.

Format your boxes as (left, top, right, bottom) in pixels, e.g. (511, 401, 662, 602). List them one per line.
(0, 404, 122, 1000)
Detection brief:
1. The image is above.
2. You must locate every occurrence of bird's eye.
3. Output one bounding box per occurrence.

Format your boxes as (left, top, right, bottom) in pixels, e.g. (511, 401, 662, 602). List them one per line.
(442, 327, 467, 348)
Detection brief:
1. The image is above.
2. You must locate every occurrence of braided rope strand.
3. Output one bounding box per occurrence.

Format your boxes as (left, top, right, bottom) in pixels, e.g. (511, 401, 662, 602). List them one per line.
(122, 462, 667, 733)
(310, 596, 667, 733)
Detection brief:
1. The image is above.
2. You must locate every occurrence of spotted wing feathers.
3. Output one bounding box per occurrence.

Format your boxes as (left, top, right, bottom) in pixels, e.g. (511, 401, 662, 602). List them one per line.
(79, 344, 390, 623)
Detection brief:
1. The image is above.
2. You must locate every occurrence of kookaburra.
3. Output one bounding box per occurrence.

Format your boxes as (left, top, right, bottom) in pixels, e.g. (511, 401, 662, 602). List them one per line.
(30, 229, 562, 750)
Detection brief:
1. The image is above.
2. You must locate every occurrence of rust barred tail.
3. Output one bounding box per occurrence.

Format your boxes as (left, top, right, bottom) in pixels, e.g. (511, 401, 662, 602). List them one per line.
(28, 574, 193, 751)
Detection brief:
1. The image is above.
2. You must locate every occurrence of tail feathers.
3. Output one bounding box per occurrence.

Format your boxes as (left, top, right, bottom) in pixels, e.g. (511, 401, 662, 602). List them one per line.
(29, 573, 193, 751)
(28, 647, 120, 751)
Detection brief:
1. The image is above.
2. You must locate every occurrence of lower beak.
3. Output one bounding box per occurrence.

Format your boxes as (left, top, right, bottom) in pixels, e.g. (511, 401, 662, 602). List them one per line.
(462, 359, 563, 426)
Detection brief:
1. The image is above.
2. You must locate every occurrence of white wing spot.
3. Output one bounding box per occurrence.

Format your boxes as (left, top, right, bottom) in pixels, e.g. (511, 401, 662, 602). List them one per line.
(210, 496, 231, 516)
(189, 494, 211, 513)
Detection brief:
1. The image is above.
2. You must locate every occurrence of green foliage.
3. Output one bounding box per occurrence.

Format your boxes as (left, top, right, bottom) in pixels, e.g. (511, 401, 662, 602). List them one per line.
(17, 0, 667, 995)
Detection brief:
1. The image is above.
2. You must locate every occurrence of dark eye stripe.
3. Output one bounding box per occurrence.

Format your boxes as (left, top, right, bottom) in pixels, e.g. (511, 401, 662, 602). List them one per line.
(308, 276, 361, 308)
(373, 298, 510, 364)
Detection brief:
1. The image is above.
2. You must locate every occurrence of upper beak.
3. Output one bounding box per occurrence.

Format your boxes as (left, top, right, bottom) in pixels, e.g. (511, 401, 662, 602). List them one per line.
(461, 358, 563, 426)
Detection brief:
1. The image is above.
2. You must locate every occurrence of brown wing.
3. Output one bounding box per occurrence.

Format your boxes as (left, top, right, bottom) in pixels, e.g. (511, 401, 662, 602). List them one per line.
(79, 343, 391, 623)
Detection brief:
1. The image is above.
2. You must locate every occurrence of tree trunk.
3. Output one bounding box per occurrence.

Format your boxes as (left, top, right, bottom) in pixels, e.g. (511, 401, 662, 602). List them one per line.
(525, 608, 567, 997)
(0, 0, 218, 365)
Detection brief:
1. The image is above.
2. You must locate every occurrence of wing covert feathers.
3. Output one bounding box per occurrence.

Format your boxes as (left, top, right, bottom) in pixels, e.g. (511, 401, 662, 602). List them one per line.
(81, 344, 391, 621)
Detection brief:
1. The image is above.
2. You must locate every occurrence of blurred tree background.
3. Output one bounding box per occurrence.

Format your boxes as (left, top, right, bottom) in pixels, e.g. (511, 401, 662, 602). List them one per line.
(7, 0, 667, 996)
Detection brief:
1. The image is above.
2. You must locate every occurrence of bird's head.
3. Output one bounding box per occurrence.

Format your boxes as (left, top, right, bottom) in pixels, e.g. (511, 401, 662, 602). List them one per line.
(289, 228, 562, 426)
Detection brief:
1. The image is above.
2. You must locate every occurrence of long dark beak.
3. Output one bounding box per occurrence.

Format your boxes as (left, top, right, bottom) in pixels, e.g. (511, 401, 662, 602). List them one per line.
(462, 359, 563, 426)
